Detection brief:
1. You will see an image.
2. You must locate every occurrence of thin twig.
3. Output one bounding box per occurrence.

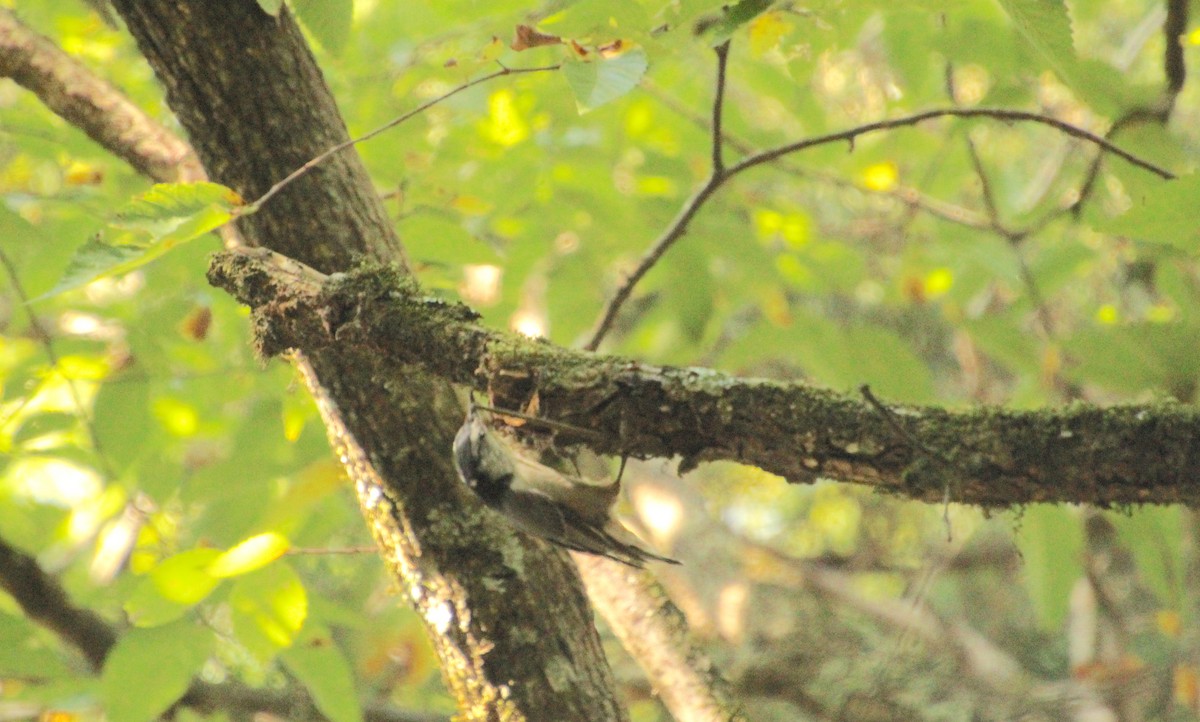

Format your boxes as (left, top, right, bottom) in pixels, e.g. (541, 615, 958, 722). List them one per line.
(583, 46, 733, 351)
(859, 385, 947, 465)
(710, 41, 731, 174)
(963, 137, 1006, 235)
(244, 64, 560, 214)
(0, 246, 116, 479)
(646, 79, 993, 231)
(1068, 1, 1187, 219)
(584, 176, 723, 351)
(584, 104, 1176, 351)
(474, 403, 606, 439)
(285, 546, 378, 555)
(963, 136, 1057, 337)
(1163, 0, 1189, 102)
(861, 384, 957, 536)
(728, 107, 1176, 180)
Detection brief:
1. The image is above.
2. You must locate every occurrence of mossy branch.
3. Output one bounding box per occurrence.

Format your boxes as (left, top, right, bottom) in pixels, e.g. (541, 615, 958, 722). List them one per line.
(209, 248, 1200, 508)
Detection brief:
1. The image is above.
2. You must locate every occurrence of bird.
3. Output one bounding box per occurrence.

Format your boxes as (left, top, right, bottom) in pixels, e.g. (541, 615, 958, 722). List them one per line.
(452, 404, 679, 568)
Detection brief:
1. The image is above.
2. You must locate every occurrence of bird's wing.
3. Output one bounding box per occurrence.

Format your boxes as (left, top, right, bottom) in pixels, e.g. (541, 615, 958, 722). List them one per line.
(508, 450, 619, 523)
(500, 484, 679, 567)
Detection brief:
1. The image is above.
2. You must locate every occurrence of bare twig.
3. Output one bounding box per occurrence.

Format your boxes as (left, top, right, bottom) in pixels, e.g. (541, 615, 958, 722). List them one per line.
(584, 176, 724, 351)
(728, 108, 1176, 180)
(284, 546, 378, 555)
(963, 135, 1056, 337)
(710, 41, 731, 175)
(963, 137, 1008, 236)
(245, 64, 560, 214)
(646, 79, 993, 231)
(1068, 1, 1188, 219)
(585, 103, 1176, 351)
(584, 45, 733, 351)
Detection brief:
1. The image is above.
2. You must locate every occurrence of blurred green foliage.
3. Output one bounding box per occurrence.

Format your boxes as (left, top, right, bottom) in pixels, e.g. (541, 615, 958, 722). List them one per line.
(2, 0, 1199, 719)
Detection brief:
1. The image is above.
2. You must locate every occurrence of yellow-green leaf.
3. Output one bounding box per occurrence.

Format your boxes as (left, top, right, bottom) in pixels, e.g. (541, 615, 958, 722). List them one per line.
(209, 532, 291, 578)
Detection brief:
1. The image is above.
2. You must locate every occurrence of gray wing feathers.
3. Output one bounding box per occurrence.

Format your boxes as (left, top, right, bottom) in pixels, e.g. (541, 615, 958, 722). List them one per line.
(501, 485, 678, 567)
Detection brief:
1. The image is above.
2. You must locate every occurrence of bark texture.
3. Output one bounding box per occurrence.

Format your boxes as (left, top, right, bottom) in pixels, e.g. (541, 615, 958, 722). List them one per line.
(209, 251, 1200, 508)
(108, 2, 627, 719)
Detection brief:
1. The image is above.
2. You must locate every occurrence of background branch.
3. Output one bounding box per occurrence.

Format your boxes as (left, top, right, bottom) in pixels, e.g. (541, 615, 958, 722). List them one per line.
(0, 8, 201, 183)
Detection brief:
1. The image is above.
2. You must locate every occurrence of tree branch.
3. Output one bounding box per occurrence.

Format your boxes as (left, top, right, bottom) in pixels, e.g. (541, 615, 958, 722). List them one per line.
(209, 248, 1200, 508)
(0, 8, 202, 183)
(575, 556, 746, 722)
(583, 175, 723, 350)
(0, 536, 116, 672)
(112, 2, 631, 718)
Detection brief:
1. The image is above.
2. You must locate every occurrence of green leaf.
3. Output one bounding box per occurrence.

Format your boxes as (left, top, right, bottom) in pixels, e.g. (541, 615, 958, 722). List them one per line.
(1013, 504, 1083, 629)
(209, 532, 291, 578)
(1108, 507, 1181, 607)
(1092, 174, 1200, 251)
(230, 563, 308, 658)
(993, 0, 1075, 81)
(100, 620, 212, 722)
(12, 411, 78, 446)
(92, 381, 152, 473)
(282, 626, 364, 722)
(992, 0, 1131, 112)
(124, 578, 192, 628)
(126, 549, 224, 628)
(153, 548, 223, 604)
(697, 0, 774, 44)
(257, 0, 285, 15)
(0, 613, 70, 678)
(291, 0, 354, 55)
(1064, 323, 1200, 394)
(562, 48, 648, 113)
(44, 182, 240, 299)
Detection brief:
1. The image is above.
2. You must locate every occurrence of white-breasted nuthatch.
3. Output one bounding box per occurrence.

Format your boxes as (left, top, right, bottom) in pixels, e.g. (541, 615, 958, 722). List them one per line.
(452, 405, 679, 568)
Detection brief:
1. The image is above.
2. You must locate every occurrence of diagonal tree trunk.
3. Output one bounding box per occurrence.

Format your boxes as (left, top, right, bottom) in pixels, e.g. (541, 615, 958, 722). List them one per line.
(107, 2, 627, 719)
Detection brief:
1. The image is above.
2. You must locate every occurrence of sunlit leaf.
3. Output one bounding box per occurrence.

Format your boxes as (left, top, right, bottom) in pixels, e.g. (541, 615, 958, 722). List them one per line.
(44, 182, 240, 299)
(230, 562, 308, 657)
(562, 47, 648, 113)
(136, 548, 225, 610)
(209, 532, 291, 578)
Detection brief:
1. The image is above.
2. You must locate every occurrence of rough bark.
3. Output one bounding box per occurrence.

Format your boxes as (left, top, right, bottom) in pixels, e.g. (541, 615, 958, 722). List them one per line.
(209, 250, 1200, 508)
(107, 2, 626, 719)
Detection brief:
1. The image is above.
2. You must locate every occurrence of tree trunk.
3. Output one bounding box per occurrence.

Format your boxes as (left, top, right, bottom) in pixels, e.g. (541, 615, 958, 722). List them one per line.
(107, 2, 628, 719)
